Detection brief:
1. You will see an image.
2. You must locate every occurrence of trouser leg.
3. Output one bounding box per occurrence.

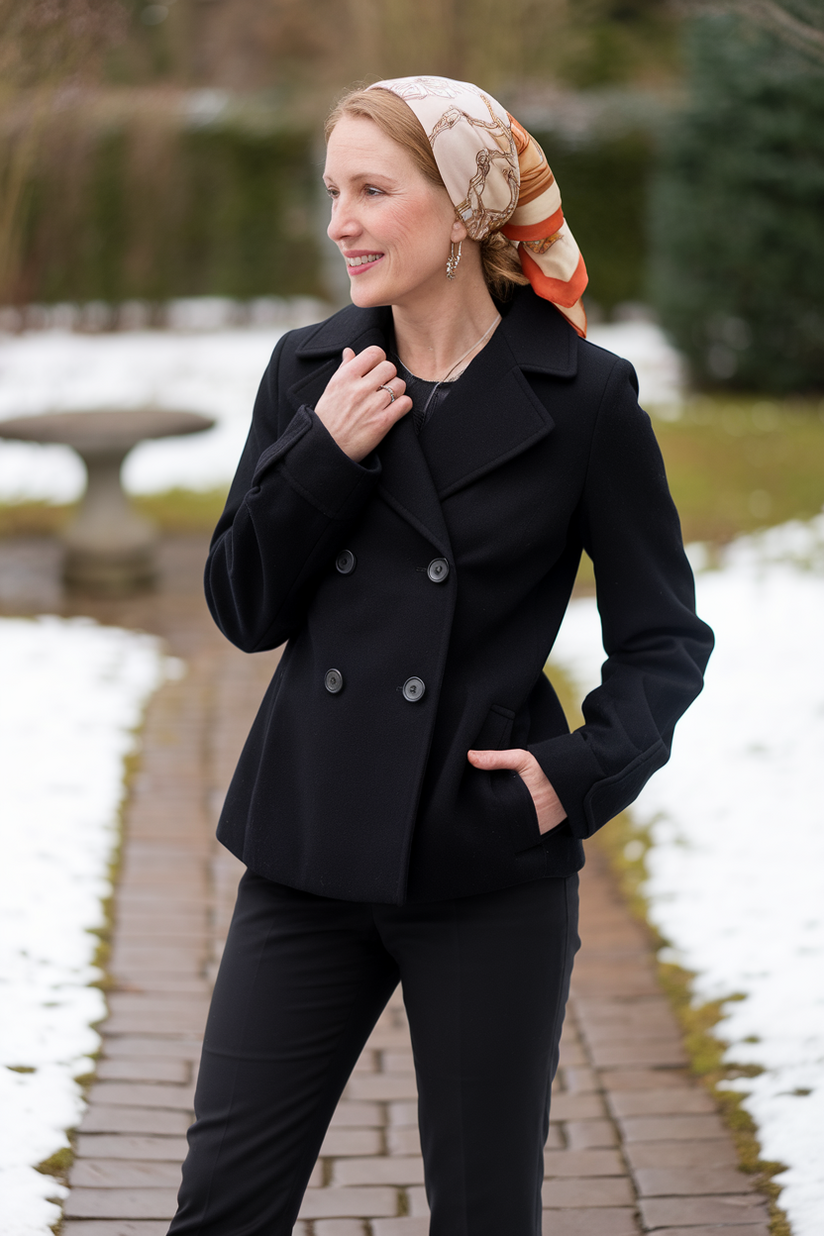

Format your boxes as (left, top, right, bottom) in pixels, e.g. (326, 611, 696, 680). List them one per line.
(379, 875, 580, 1236)
(167, 870, 398, 1236)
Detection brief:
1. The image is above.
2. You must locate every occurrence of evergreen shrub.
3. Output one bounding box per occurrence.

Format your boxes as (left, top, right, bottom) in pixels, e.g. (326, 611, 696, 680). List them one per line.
(649, 13, 824, 393)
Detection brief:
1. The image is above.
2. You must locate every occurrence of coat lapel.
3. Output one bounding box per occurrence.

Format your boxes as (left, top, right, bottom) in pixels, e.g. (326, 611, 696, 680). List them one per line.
(418, 291, 577, 499)
(288, 303, 452, 557)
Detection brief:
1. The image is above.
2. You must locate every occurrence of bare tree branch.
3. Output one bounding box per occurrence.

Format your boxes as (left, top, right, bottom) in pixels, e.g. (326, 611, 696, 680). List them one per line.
(677, 0, 824, 65)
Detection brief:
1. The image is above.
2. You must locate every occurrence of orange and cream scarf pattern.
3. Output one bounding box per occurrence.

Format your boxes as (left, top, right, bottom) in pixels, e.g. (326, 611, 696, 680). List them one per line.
(368, 75, 588, 338)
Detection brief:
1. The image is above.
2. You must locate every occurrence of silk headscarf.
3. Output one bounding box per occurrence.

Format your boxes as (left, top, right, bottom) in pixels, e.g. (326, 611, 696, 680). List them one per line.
(367, 75, 588, 338)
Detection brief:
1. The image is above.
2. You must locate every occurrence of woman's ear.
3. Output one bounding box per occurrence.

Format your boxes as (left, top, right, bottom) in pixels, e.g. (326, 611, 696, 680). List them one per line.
(451, 216, 469, 244)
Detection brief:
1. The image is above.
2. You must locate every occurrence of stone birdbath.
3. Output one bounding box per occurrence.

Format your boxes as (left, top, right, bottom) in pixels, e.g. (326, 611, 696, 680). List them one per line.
(0, 408, 215, 593)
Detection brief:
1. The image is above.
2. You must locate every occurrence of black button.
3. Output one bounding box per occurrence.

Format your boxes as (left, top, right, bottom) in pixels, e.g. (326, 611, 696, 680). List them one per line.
(336, 550, 356, 575)
(402, 676, 426, 702)
(427, 557, 449, 583)
(324, 669, 343, 694)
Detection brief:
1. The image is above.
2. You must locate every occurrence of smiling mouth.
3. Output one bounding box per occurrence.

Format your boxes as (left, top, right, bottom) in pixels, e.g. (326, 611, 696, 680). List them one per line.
(345, 254, 382, 268)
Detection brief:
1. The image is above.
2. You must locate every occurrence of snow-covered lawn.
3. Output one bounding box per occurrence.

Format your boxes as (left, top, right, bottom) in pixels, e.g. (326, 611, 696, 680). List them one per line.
(0, 618, 170, 1236)
(552, 518, 824, 1236)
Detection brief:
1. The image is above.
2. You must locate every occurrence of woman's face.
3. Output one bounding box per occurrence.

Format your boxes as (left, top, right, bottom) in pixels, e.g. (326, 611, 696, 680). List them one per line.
(324, 114, 463, 311)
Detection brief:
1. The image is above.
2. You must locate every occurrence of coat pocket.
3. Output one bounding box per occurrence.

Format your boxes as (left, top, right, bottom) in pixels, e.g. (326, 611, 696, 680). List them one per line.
(473, 705, 543, 854)
(472, 704, 515, 752)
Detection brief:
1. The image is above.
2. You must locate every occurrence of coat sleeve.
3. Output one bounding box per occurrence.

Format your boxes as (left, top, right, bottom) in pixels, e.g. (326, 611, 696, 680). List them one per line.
(530, 356, 714, 839)
(204, 333, 382, 652)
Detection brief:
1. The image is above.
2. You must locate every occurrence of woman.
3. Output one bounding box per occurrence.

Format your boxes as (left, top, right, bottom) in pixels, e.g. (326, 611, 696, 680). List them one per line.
(168, 76, 713, 1236)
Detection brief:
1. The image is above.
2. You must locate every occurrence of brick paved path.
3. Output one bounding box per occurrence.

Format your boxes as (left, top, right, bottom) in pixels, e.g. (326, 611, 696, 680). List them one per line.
(1, 536, 772, 1236)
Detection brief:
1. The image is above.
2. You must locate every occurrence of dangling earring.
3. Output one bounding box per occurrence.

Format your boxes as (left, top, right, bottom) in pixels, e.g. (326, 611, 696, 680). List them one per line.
(446, 240, 462, 280)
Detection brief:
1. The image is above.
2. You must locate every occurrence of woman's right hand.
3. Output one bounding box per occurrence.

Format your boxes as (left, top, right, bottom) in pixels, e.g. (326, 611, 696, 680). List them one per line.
(314, 346, 413, 462)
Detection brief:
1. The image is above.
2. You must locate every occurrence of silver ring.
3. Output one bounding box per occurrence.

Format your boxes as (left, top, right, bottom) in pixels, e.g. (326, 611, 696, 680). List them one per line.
(378, 383, 396, 404)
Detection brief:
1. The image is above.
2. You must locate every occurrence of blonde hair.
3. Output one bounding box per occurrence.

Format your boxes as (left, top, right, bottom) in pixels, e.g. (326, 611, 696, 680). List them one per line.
(325, 86, 529, 300)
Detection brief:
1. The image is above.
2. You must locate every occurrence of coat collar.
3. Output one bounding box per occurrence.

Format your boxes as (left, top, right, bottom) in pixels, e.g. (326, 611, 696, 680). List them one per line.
(287, 288, 577, 552)
(293, 286, 578, 378)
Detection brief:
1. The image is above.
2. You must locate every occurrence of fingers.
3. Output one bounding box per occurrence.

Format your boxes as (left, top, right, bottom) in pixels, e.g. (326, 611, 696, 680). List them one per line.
(342, 345, 390, 378)
(467, 748, 526, 772)
(339, 348, 404, 399)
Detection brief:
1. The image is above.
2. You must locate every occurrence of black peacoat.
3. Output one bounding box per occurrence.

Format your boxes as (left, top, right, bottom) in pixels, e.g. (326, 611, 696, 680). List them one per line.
(205, 286, 713, 904)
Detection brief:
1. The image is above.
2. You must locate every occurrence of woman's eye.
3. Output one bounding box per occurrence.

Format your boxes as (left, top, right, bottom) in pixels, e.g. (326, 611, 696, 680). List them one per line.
(364, 186, 383, 198)
(325, 187, 338, 199)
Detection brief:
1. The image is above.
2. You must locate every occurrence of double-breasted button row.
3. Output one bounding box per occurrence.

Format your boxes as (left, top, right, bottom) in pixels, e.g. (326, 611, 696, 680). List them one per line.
(325, 669, 426, 702)
(335, 550, 449, 585)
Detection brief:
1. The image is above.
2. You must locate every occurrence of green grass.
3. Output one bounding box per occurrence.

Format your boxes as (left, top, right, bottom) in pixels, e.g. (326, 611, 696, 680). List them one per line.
(656, 394, 824, 546)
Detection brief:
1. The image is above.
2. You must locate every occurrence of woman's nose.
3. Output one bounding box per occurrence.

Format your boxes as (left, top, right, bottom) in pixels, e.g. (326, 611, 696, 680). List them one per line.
(327, 200, 359, 244)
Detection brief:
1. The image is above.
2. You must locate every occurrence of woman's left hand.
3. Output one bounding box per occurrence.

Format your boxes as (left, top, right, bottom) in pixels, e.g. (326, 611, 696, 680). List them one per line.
(467, 748, 567, 835)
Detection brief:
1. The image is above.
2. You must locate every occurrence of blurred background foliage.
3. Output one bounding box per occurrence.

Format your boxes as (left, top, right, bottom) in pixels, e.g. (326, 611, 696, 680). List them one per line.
(650, 5, 824, 393)
(1, 0, 823, 393)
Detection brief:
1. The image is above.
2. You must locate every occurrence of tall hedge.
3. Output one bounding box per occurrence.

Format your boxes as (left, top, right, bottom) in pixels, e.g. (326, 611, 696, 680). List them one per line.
(649, 13, 824, 393)
(15, 114, 323, 305)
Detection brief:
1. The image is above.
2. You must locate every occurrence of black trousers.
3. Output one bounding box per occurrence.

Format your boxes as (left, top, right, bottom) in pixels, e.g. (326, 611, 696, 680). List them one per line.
(167, 869, 580, 1236)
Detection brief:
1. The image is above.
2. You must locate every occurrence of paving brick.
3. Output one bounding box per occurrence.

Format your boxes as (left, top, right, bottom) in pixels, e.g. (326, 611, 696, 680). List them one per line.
(100, 1036, 202, 1060)
(345, 1074, 419, 1102)
(297, 1188, 398, 1219)
(78, 1106, 191, 1136)
(624, 1140, 738, 1170)
(559, 1065, 600, 1094)
(95, 1059, 190, 1084)
(106, 994, 210, 1016)
(557, 1041, 588, 1067)
(600, 1068, 691, 1091)
(85, 1082, 195, 1111)
(386, 1127, 421, 1156)
(329, 1102, 384, 1128)
(587, 1039, 689, 1069)
(365, 1027, 416, 1050)
(381, 1049, 415, 1072)
(74, 1135, 189, 1162)
(63, 1188, 178, 1219)
(639, 1194, 770, 1228)
(542, 1177, 635, 1207)
(320, 1128, 384, 1157)
(62, 1224, 170, 1235)
(332, 1157, 424, 1187)
(371, 1221, 429, 1236)
(565, 1120, 619, 1150)
(314, 1222, 369, 1236)
(540, 1208, 640, 1235)
(543, 1150, 625, 1178)
(619, 1114, 729, 1143)
(387, 1102, 419, 1127)
(405, 1187, 429, 1217)
(634, 1166, 757, 1197)
(550, 1093, 607, 1121)
(70, 1161, 182, 1188)
(103, 1009, 209, 1036)
(608, 1088, 715, 1117)
(651, 1227, 769, 1236)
